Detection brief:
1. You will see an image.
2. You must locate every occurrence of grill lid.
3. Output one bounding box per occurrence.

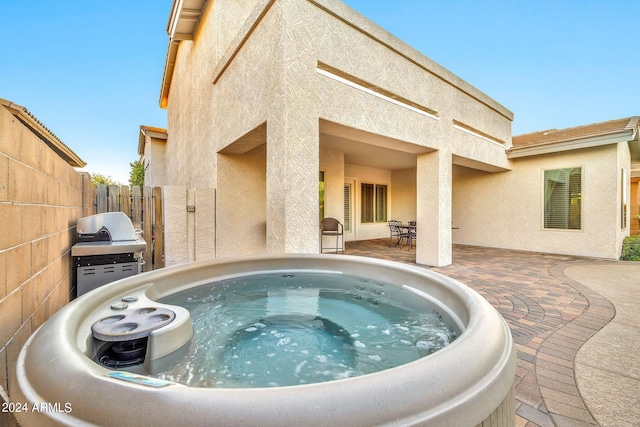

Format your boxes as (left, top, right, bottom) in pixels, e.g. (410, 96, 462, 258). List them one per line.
(78, 226, 112, 243)
(77, 212, 138, 242)
(72, 212, 146, 257)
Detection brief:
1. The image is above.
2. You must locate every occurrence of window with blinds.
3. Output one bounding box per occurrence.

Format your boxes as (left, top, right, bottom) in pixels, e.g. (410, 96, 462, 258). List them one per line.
(361, 183, 387, 223)
(375, 185, 387, 222)
(361, 183, 374, 223)
(543, 167, 581, 230)
(344, 184, 351, 232)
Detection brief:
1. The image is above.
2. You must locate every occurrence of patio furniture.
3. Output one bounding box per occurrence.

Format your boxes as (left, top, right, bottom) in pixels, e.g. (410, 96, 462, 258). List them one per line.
(387, 220, 405, 247)
(406, 224, 416, 250)
(320, 217, 344, 254)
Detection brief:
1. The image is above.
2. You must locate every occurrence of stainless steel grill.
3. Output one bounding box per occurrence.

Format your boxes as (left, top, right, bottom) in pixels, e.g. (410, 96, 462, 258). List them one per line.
(72, 212, 146, 297)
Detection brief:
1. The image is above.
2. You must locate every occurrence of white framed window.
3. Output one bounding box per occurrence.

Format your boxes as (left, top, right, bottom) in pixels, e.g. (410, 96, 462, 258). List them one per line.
(543, 167, 582, 230)
(361, 183, 387, 223)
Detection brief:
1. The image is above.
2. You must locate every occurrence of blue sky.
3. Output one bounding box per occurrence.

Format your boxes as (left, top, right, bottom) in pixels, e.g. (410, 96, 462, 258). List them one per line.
(0, 1, 171, 183)
(1, 1, 638, 184)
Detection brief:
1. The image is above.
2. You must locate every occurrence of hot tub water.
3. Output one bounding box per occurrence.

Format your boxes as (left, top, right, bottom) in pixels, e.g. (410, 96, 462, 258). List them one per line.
(156, 272, 458, 388)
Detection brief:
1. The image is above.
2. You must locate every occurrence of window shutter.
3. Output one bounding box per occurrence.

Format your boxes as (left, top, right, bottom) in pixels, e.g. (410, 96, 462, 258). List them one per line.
(344, 184, 351, 232)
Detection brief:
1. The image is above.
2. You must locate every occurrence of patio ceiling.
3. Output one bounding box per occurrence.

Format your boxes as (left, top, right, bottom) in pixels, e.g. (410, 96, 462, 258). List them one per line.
(320, 134, 420, 170)
(220, 119, 432, 170)
(320, 119, 433, 171)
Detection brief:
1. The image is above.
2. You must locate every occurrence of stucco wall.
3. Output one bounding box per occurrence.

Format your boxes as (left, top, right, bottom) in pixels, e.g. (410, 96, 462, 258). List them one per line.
(168, 0, 323, 255)
(168, 0, 513, 167)
(163, 0, 631, 263)
(216, 144, 267, 257)
(0, 104, 93, 424)
(307, 0, 512, 169)
(452, 144, 627, 259)
(166, 0, 261, 189)
(319, 148, 345, 222)
(164, 0, 513, 261)
(391, 168, 417, 223)
(143, 136, 167, 188)
(279, 0, 511, 256)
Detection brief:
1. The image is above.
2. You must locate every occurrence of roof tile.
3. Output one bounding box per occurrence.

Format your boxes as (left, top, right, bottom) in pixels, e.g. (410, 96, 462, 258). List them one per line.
(512, 117, 639, 149)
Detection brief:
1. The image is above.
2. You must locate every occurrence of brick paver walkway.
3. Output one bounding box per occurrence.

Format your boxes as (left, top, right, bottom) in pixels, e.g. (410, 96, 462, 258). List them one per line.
(345, 239, 616, 427)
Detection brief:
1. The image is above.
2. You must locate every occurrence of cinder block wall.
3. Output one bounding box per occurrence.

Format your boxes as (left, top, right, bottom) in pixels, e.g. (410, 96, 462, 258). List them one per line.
(0, 105, 95, 424)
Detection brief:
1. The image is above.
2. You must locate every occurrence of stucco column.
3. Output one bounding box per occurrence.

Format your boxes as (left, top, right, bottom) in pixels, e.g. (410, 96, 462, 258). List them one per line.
(266, 117, 320, 254)
(264, 7, 321, 254)
(416, 150, 452, 266)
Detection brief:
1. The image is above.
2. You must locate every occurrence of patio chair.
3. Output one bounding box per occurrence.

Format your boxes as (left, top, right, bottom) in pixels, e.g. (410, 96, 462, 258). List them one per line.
(320, 217, 344, 254)
(388, 220, 408, 247)
(406, 224, 416, 250)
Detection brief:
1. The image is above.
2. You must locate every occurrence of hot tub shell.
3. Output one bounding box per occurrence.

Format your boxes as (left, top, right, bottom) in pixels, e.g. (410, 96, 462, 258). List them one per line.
(11, 254, 515, 426)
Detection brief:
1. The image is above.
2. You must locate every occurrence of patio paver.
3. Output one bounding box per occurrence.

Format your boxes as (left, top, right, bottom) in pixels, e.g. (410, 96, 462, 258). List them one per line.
(345, 240, 622, 427)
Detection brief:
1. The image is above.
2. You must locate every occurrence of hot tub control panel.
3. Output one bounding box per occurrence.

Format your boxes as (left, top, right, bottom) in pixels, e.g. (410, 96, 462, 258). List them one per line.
(88, 294, 193, 375)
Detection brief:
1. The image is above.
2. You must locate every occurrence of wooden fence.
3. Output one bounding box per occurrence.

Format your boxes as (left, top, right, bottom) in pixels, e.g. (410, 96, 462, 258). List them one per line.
(95, 184, 164, 271)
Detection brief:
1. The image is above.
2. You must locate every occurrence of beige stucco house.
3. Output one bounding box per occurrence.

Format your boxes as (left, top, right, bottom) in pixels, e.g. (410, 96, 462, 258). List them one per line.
(456, 117, 639, 259)
(146, 0, 639, 266)
(138, 125, 168, 188)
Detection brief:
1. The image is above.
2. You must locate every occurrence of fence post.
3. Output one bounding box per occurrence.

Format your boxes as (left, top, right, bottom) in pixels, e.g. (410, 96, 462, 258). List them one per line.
(97, 184, 107, 213)
(132, 186, 142, 229)
(108, 185, 120, 212)
(81, 173, 96, 217)
(121, 185, 130, 218)
(153, 187, 165, 269)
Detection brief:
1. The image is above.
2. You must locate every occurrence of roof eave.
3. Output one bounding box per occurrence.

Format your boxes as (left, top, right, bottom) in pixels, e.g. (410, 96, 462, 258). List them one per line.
(627, 124, 640, 161)
(159, 40, 179, 109)
(138, 126, 168, 156)
(159, 0, 206, 109)
(507, 130, 636, 159)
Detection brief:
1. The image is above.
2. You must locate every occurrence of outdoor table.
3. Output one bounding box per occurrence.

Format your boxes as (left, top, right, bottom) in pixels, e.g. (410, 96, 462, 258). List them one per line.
(395, 224, 416, 247)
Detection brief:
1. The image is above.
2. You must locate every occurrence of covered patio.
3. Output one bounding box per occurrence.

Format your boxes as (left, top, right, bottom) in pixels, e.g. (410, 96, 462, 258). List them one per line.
(344, 239, 634, 427)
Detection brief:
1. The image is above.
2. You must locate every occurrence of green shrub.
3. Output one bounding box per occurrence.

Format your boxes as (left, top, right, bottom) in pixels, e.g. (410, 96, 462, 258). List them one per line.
(620, 235, 640, 261)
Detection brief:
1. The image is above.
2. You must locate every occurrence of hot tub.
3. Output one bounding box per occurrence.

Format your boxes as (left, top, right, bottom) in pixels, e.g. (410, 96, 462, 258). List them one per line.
(11, 254, 515, 426)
